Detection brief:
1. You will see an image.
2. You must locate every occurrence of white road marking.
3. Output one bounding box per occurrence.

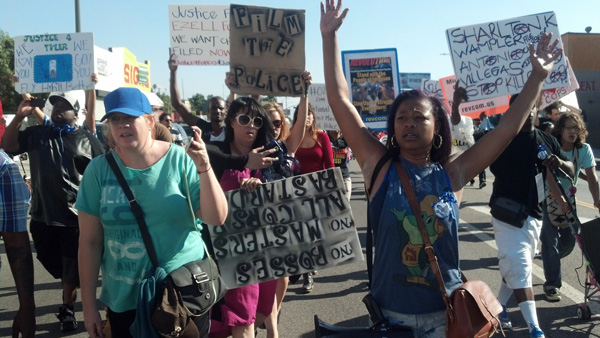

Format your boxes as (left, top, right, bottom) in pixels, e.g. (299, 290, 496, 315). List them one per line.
(460, 205, 596, 307)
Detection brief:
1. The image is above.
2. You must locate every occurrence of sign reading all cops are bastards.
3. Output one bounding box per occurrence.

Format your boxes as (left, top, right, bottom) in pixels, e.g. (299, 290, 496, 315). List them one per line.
(208, 168, 362, 288)
(14, 32, 95, 94)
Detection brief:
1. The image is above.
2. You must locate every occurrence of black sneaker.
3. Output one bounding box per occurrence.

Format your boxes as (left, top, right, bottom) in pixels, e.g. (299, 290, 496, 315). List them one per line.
(479, 181, 487, 189)
(301, 273, 314, 293)
(544, 288, 561, 302)
(57, 305, 78, 332)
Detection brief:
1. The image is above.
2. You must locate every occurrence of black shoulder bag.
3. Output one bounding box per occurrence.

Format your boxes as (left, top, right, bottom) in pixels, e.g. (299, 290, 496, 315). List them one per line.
(106, 152, 227, 338)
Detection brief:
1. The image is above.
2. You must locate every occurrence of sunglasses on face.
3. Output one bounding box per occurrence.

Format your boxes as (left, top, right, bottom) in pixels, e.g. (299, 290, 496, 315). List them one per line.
(236, 114, 263, 128)
(272, 120, 282, 128)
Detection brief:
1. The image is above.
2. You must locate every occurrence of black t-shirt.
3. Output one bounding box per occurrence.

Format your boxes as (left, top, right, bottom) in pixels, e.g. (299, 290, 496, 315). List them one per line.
(329, 135, 350, 178)
(490, 128, 568, 219)
(16, 125, 105, 226)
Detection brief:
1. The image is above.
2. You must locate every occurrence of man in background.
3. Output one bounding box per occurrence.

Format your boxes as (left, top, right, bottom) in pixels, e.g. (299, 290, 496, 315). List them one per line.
(0, 149, 35, 337)
(1, 93, 104, 332)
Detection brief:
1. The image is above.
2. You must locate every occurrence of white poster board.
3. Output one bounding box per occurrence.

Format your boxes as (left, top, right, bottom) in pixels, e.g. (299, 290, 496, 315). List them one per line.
(168, 5, 230, 65)
(540, 57, 579, 110)
(446, 12, 569, 100)
(14, 32, 95, 93)
(308, 84, 338, 131)
(93, 46, 122, 92)
(208, 168, 362, 288)
(421, 79, 444, 102)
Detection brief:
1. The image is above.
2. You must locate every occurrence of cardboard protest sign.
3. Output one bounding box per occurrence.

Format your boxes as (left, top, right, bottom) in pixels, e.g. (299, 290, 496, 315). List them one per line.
(341, 48, 399, 131)
(446, 12, 569, 100)
(229, 4, 306, 96)
(14, 32, 94, 94)
(308, 84, 338, 131)
(208, 168, 362, 288)
(400, 73, 430, 90)
(169, 5, 230, 65)
(439, 75, 510, 118)
(540, 57, 579, 110)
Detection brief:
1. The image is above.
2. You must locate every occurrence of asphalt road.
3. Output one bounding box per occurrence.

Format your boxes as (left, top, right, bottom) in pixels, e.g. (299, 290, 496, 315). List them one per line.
(1, 159, 599, 337)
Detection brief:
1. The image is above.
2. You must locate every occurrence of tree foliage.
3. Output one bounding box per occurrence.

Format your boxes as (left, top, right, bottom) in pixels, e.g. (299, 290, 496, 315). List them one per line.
(156, 92, 172, 114)
(0, 30, 23, 113)
(188, 93, 205, 114)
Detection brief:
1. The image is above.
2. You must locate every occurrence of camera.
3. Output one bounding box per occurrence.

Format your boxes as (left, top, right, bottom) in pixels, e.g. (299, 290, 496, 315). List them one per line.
(30, 98, 46, 109)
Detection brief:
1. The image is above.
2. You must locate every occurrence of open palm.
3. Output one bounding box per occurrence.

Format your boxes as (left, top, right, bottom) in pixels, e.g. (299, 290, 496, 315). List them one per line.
(320, 0, 349, 34)
(529, 32, 562, 79)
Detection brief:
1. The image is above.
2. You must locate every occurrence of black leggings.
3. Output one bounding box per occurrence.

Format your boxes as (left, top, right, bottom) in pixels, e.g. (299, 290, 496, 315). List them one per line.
(106, 307, 210, 337)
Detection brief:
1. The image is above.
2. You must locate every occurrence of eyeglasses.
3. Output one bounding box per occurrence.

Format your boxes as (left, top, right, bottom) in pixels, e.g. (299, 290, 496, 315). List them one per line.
(236, 114, 263, 128)
(272, 120, 282, 128)
(564, 125, 580, 132)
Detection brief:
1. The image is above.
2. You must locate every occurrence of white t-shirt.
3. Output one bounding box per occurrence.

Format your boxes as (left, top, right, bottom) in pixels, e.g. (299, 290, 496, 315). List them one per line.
(450, 115, 474, 154)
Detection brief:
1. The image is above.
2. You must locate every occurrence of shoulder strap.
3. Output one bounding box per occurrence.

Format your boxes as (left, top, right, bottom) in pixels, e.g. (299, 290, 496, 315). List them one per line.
(393, 161, 454, 320)
(366, 151, 393, 288)
(105, 152, 159, 268)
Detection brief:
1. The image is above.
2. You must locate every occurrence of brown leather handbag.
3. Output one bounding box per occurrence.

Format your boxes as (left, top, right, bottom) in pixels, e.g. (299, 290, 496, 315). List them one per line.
(393, 161, 503, 338)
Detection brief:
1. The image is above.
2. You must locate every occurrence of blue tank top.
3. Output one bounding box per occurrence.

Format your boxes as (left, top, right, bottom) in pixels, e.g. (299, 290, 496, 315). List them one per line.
(369, 157, 462, 314)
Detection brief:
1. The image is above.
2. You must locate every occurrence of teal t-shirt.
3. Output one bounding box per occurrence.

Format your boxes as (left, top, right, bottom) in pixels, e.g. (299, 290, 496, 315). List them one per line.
(75, 145, 205, 312)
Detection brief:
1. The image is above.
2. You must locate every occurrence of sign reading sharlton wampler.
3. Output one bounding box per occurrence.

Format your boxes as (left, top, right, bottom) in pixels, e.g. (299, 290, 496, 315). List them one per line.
(207, 167, 362, 288)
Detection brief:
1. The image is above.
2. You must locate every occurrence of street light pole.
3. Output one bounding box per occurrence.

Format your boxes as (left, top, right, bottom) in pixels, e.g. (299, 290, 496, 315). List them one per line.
(75, 0, 81, 32)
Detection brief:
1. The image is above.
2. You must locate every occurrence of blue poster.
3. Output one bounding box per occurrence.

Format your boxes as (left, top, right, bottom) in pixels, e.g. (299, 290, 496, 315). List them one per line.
(34, 54, 73, 83)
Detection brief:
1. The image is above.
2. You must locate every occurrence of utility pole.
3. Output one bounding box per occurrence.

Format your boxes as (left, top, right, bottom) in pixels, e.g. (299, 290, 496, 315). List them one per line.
(75, 0, 81, 32)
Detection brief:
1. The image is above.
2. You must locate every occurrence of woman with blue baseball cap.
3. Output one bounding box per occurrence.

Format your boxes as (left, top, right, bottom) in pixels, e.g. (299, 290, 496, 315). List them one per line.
(76, 87, 228, 337)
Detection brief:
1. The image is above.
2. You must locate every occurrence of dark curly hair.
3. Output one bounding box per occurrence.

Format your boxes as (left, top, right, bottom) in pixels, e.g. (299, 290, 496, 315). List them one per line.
(384, 89, 452, 164)
(225, 97, 275, 148)
(551, 112, 588, 149)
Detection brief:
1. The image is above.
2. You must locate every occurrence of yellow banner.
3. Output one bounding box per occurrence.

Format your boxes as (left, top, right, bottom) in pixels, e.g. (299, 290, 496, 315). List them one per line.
(123, 48, 151, 92)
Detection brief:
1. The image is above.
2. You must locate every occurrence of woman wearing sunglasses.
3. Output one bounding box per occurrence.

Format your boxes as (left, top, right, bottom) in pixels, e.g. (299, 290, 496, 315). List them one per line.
(208, 92, 308, 338)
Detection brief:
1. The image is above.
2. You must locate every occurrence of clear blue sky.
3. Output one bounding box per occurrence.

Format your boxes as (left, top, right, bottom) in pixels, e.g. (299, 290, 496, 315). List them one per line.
(2, 0, 598, 110)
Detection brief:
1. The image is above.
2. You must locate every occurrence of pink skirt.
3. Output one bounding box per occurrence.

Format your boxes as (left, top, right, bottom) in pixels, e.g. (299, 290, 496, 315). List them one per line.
(209, 279, 278, 337)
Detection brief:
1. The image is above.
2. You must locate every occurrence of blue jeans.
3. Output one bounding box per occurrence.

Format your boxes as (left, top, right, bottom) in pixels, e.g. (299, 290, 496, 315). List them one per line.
(381, 308, 446, 338)
(540, 201, 576, 290)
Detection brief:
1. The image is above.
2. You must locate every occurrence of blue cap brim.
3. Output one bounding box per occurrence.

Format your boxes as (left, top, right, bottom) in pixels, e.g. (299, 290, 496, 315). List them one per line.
(100, 108, 149, 122)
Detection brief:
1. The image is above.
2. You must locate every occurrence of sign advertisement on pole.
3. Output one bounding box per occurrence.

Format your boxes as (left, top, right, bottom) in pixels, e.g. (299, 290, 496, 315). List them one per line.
(446, 12, 569, 101)
(207, 168, 362, 288)
(14, 32, 95, 94)
(341, 48, 400, 131)
(229, 4, 306, 97)
(168, 5, 230, 66)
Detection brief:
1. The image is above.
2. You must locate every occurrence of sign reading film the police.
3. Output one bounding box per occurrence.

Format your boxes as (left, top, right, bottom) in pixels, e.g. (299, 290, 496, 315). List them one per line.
(229, 4, 306, 96)
(208, 168, 362, 288)
(14, 32, 95, 94)
(446, 12, 569, 101)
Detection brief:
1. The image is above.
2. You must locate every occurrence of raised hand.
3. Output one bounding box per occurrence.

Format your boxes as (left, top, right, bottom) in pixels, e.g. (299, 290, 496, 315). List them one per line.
(225, 71, 239, 91)
(320, 0, 349, 35)
(301, 70, 313, 87)
(168, 49, 178, 73)
(186, 127, 211, 172)
(529, 32, 562, 79)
